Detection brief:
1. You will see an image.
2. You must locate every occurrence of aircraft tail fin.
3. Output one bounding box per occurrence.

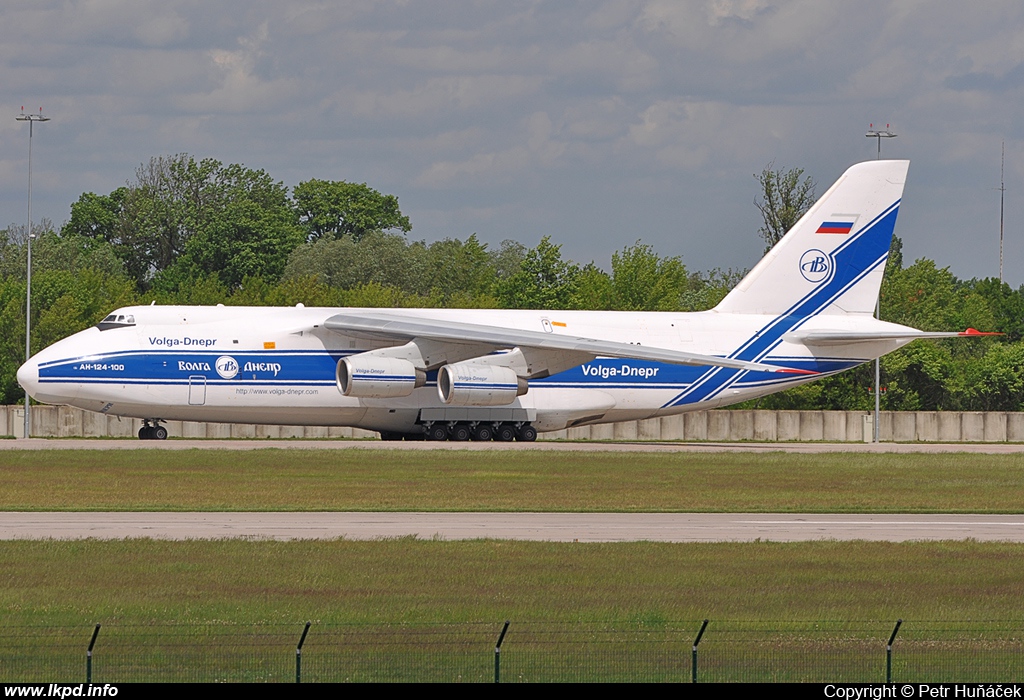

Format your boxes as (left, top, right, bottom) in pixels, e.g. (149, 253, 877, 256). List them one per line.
(715, 160, 909, 317)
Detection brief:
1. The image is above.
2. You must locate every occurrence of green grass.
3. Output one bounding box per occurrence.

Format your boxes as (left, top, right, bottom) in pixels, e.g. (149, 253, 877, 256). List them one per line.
(6, 449, 1024, 680)
(4, 539, 1021, 623)
(2, 448, 1024, 512)
(3, 540, 1024, 681)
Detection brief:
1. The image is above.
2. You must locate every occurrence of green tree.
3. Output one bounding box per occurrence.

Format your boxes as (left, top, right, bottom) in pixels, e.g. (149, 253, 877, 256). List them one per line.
(569, 263, 614, 310)
(489, 240, 528, 281)
(494, 236, 580, 309)
(609, 242, 689, 311)
(423, 234, 496, 302)
(961, 277, 1024, 341)
(679, 268, 745, 311)
(64, 155, 300, 289)
(283, 231, 430, 295)
(0, 229, 126, 281)
(64, 190, 128, 242)
(158, 198, 303, 290)
(293, 180, 411, 242)
(882, 258, 995, 334)
(754, 165, 817, 253)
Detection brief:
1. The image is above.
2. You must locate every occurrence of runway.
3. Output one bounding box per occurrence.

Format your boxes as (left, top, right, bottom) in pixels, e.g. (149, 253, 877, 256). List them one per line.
(5, 438, 1024, 453)
(3, 512, 1024, 542)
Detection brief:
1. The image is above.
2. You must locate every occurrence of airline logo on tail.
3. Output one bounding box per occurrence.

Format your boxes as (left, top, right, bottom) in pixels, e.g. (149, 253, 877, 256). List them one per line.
(799, 249, 831, 283)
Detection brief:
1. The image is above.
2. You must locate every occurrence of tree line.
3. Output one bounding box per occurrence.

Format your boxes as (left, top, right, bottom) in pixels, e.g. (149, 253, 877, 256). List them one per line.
(0, 154, 1022, 413)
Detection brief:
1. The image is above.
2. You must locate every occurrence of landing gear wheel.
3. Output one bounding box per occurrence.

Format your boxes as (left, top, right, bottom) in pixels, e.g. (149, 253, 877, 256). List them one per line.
(138, 420, 166, 440)
(516, 425, 538, 442)
(471, 424, 494, 441)
(426, 424, 449, 441)
(379, 431, 402, 441)
(495, 423, 517, 442)
(449, 423, 471, 441)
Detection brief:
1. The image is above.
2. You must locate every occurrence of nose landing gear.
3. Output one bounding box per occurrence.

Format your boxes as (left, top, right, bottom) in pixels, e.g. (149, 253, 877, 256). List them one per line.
(138, 420, 168, 440)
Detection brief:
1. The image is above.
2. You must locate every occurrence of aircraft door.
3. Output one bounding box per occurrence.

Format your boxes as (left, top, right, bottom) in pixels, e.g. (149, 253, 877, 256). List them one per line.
(188, 375, 207, 405)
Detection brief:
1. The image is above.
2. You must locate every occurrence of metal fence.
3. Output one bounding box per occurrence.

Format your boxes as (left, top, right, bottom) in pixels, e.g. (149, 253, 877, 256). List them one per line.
(3, 620, 1023, 683)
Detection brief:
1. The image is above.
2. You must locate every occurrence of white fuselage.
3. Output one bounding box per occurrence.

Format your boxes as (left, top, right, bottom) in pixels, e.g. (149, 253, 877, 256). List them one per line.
(17, 304, 916, 434)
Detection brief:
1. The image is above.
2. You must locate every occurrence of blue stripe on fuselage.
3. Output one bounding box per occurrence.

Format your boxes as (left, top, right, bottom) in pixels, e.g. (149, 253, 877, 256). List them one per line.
(37, 349, 860, 397)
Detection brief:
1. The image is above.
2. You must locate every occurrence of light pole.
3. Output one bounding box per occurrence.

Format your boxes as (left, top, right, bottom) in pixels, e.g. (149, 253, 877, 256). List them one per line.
(866, 124, 897, 443)
(16, 107, 49, 439)
(999, 141, 1005, 283)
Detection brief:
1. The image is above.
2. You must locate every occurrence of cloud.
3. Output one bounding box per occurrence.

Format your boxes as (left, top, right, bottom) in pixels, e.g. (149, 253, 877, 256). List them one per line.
(946, 63, 1024, 93)
(3, 1, 1024, 282)
(174, 21, 298, 113)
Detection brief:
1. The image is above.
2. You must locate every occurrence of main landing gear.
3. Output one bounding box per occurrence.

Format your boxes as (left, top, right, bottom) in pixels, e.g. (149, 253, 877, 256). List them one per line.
(138, 420, 167, 440)
(407, 421, 537, 442)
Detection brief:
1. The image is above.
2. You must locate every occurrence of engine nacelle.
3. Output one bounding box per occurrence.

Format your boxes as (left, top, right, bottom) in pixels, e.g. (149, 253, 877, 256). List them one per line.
(337, 355, 426, 398)
(438, 363, 528, 406)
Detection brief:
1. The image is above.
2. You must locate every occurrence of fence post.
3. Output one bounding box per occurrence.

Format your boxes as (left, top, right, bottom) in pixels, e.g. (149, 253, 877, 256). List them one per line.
(296, 621, 311, 683)
(886, 619, 902, 683)
(86, 624, 101, 683)
(691, 619, 709, 683)
(494, 620, 510, 683)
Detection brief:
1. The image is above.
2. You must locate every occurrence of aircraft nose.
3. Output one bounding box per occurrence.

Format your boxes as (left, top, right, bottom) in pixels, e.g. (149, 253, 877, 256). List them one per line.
(17, 357, 39, 398)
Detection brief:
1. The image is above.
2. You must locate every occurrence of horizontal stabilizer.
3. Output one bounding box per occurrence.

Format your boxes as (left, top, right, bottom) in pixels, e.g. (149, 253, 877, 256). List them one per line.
(788, 328, 1001, 346)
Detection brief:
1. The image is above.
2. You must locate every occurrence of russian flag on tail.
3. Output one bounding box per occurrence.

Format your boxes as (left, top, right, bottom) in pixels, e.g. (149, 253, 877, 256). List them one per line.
(815, 220, 855, 234)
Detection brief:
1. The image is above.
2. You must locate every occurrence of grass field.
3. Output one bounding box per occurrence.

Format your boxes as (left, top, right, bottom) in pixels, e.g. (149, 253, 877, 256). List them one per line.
(3, 539, 1024, 681)
(3, 539, 1019, 623)
(1, 448, 1024, 512)
(5, 447, 1024, 681)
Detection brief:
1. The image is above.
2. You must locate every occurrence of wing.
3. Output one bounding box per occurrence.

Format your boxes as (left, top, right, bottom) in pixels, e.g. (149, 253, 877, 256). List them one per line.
(323, 311, 814, 375)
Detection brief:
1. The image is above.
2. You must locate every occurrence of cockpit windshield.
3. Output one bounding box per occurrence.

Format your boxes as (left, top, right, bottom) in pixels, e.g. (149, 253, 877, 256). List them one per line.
(97, 313, 136, 331)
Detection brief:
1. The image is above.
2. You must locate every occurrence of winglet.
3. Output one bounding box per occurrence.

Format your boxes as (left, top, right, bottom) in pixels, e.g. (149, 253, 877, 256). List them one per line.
(960, 328, 1003, 337)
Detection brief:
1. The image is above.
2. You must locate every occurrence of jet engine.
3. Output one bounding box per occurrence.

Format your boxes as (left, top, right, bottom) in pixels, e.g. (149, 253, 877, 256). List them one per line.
(337, 355, 426, 398)
(437, 363, 528, 406)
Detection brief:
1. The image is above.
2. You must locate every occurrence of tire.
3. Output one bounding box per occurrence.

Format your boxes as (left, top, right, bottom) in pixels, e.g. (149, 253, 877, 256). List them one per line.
(426, 424, 449, 441)
(153, 426, 168, 440)
(138, 426, 151, 440)
(379, 431, 402, 441)
(449, 423, 471, 441)
(495, 423, 516, 442)
(516, 424, 538, 442)
(471, 424, 493, 441)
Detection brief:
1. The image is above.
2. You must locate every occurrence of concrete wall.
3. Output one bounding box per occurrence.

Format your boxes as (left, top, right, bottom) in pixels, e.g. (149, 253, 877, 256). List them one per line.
(5, 405, 378, 440)
(542, 410, 1023, 443)
(4, 405, 1024, 442)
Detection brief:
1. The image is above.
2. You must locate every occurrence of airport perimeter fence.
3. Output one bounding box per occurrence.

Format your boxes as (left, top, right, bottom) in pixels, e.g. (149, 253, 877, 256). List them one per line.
(4, 620, 1024, 683)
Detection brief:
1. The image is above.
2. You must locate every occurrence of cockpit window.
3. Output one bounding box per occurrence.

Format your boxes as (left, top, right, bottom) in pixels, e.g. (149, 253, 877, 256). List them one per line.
(97, 313, 137, 331)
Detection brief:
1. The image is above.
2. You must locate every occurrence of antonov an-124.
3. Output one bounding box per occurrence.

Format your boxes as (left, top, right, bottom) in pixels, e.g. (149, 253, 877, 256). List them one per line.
(17, 160, 986, 440)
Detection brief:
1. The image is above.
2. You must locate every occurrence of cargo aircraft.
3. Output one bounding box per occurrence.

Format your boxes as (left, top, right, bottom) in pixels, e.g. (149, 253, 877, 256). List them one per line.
(17, 160, 982, 440)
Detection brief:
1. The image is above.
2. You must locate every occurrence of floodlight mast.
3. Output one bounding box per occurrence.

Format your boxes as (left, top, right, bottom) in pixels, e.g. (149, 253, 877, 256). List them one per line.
(866, 123, 897, 160)
(15, 107, 50, 439)
(1000, 141, 1005, 283)
(866, 124, 897, 443)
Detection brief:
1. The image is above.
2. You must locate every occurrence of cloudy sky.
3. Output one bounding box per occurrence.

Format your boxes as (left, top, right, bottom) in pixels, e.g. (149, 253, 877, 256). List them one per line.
(1, 1, 1022, 284)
